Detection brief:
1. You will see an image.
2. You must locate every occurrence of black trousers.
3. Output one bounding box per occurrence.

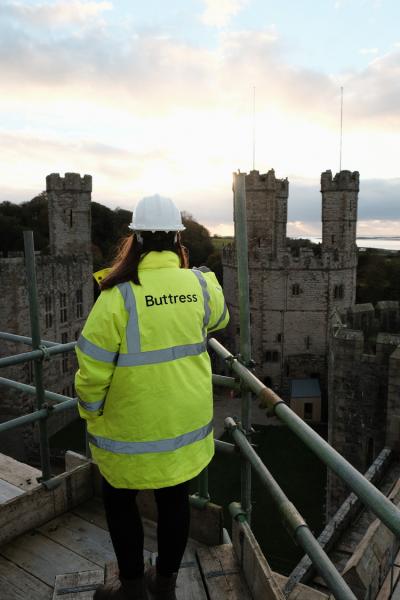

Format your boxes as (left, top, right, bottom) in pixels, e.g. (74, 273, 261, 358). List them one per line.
(102, 477, 191, 579)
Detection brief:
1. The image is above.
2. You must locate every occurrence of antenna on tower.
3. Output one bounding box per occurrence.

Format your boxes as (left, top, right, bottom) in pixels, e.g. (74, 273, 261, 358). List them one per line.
(252, 85, 256, 171)
(339, 86, 344, 172)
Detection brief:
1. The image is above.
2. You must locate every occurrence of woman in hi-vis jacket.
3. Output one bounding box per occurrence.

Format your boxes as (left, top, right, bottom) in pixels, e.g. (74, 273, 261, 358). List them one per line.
(75, 194, 229, 600)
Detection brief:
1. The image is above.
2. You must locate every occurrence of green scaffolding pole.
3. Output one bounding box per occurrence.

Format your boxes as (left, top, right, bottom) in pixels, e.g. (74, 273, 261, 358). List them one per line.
(233, 172, 253, 523)
(23, 231, 52, 481)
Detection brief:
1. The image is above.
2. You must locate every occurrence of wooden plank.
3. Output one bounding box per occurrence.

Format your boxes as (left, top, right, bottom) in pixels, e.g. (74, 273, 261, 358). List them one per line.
(197, 544, 252, 600)
(0, 452, 41, 492)
(72, 497, 157, 555)
(0, 462, 93, 547)
(175, 546, 207, 600)
(38, 513, 116, 566)
(72, 496, 108, 529)
(53, 569, 104, 600)
(273, 573, 333, 600)
(148, 546, 207, 600)
(232, 519, 285, 600)
(0, 530, 98, 586)
(376, 548, 400, 600)
(0, 478, 25, 503)
(0, 554, 52, 600)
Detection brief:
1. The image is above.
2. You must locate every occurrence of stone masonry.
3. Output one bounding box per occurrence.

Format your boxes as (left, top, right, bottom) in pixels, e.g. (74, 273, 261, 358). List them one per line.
(222, 169, 359, 396)
(0, 173, 93, 463)
(327, 302, 400, 515)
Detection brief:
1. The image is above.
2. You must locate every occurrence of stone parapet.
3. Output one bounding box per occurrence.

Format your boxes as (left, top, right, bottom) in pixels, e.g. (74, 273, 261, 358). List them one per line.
(46, 172, 92, 192)
(320, 169, 359, 192)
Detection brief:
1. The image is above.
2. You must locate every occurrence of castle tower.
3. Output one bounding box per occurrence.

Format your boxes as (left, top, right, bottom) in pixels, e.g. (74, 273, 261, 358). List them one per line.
(47, 173, 92, 256)
(321, 170, 358, 259)
(0, 173, 93, 463)
(245, 170, 289, 256)
(222, 168, 358, 397)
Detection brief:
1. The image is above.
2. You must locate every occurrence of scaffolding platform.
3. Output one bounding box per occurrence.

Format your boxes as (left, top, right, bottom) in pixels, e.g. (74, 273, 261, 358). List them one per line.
(0, 452, 311, 600)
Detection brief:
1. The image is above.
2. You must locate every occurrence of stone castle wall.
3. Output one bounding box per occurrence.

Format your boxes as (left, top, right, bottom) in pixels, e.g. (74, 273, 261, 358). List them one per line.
(327, 303, 400, 515)
(222, 168, 358, 393)
(0, 173, 93, 463)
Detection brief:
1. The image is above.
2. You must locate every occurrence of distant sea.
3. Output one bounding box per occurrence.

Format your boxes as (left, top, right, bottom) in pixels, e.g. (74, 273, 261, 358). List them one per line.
(307, 237, 400, 251)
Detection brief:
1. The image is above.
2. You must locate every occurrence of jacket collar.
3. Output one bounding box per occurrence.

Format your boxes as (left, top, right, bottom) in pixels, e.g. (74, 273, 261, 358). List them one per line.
(138, 251, 180, 271)
(93, 252, 180, 286)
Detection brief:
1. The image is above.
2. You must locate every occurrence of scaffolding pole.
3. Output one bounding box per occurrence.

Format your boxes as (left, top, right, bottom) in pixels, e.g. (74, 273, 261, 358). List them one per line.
(232, 171, 253, 523)
(226, 417, 357, 600)
(23, 231, 52, 481)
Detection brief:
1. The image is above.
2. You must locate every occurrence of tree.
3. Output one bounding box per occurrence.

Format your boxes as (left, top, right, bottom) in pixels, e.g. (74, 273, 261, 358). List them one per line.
(181, 213, 214, 268)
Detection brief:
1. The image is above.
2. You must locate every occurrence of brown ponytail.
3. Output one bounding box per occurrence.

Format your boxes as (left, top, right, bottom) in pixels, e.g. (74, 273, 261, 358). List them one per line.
(100, 232, 189, 290)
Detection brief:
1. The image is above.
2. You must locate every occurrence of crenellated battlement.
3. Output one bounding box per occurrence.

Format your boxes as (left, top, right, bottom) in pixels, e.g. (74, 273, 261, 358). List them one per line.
(223, 239, 357, 271)
(47, 172, 92, 257)
(46, 172, 92, 193)
(332, 302, 400, 356)
(246, 169, 289, 196)
(321, 169, 359, 192)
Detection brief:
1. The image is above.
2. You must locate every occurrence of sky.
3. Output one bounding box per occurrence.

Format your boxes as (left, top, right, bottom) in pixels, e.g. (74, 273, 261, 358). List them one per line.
(0, 0, 399, 237)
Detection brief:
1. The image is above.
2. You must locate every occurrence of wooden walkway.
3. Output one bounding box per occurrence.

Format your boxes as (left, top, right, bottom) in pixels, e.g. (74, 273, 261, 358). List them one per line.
(0, 495, 255, 599)
(0, 452, 330, 600)
(0, 451, 254, 600)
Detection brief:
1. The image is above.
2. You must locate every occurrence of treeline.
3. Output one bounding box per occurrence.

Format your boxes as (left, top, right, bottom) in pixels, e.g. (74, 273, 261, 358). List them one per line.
(356, 249, 400, 304)
(0, 194, 222, 280)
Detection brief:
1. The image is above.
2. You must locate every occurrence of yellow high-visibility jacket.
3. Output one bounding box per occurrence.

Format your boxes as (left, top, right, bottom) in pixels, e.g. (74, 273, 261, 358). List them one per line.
(75, 251, 229, 489)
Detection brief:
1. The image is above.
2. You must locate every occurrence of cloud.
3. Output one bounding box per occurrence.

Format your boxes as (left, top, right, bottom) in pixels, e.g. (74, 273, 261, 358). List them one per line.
(1, 4, 398, 131)
(286, 176, 400, 221)
(0, 1, 112, 27)
(200, 0, 249, 28)
(341, 49, 400, 126)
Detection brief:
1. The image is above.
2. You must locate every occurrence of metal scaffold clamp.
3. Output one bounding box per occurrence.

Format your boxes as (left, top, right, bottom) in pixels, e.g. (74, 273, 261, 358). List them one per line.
(39, 345, 51, 361)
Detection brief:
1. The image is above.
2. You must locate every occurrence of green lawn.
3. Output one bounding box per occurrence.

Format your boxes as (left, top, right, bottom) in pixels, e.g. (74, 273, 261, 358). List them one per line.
(211, 236, 233, 250)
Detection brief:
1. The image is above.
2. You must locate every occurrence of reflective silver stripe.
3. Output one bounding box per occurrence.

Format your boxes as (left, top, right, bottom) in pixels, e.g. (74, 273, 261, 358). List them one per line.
(117, 282, 140, 353)
(77, 335, 118, 364)
(78, 398, 105, 412)
(88, 420, 213, 455)
(117, 341, 206, 367)
(209, 301, 228, 331)
(192, 269, 211, 330)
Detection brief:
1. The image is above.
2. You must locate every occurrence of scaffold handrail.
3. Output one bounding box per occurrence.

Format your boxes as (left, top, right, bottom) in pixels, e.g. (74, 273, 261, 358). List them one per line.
(225, 417, 357, 600)
(209, 336, 400, 540)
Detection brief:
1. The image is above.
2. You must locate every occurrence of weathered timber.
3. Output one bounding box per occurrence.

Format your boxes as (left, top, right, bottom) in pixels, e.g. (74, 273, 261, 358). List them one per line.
(0, 531, 98, 586)
(0, 462, 93, 547)
(376, 547, 400, 599)
(0, 452, 41, 491)
(197, 543, 252, 599)
(232, 519, 285, 599)
(342, 477, 400, 598)
(273, 573, 332, 599)
(0, 478, 24, 503)
(38, 512, 116, 567)
(0, 554, 52, 599)
(52, 569, 104, 600)
(176, 546, 208, 600)
(72, 496, 156, 556)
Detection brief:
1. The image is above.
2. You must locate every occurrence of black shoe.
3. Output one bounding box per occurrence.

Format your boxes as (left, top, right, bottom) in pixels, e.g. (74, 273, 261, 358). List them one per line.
(94, 576, 147, 600)
(145, 566, 177, 600)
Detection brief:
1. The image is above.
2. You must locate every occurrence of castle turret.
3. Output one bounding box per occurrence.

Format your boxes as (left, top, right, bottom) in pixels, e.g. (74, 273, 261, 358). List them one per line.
(245, 169, 288, 256)
(47, 173, 92, 256)
(321, 170, 358, 257)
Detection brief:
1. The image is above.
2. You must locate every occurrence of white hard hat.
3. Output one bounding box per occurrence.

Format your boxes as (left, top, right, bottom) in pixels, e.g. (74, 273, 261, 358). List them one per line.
(129, 194, 185, 232)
